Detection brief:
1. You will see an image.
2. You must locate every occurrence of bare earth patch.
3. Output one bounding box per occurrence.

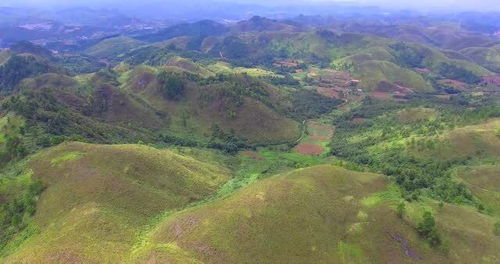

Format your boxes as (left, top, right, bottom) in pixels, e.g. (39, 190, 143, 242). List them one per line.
(351, 117, 367, 124)
(316, 87, 341, 99)
(241, 151, 265, 160)
(294, 121, 334, 155)
(295, 143, 324, 155)
(370, 91, 392, 99)
(439, 79, 466, 89)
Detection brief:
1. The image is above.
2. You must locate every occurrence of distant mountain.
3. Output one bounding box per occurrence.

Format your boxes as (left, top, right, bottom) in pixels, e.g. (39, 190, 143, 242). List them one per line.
(1, 11, 500, 264)
(232, 16, 303, 32)
(137, 20, 229, 43)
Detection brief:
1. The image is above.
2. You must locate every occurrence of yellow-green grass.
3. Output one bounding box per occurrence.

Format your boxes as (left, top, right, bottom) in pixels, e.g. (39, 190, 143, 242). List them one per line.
(0, 50, 12, 65)
(339, 46, 395, 64)
(3, 142, 230, 263)
(409, 119, 500, 162)
(18, 71, 166, 131)
(166, 57, 213, 77)
(85, 36, 145, 59)
(134, 165, 388, 263)
(460, 47, 500, 73)
(18, 73, 79, 92)
(122, 66, 300, 144)
(4, 156, 499, 263)
(100, 86, 166, 130)
(400, 40, 493, 76)
(206, 62, 279, 78)
(397, 107, 438, 123)
(134, 164, 500, 263)
(457, 165, 500, 215)
(355, 60, 432, 92)
(294, 121, 334, 155)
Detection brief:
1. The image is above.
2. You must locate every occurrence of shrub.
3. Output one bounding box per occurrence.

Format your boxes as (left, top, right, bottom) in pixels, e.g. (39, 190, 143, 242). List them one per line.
(397, 201, 406, 219)
(0, 178, 44, 249)
(208, 124, 248, 154)
(417, 211, 442, 247)
(494, 221, 500, 236)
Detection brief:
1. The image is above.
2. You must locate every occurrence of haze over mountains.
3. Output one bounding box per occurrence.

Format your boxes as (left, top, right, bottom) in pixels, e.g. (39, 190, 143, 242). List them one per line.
(0, 1, 499, 264)
(2, 0, 500, 21)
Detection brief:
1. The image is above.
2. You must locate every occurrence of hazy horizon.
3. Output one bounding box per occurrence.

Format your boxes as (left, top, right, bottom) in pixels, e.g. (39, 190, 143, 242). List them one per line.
(2, 0, 500, 13)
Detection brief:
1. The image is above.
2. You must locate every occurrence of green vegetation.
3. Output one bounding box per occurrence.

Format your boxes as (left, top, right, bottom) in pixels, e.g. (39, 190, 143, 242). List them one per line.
(494, 221, 500, 236)
(1, 142, 229, 263)
(1, 14, 500, 263)
(390, 42, 425, 68)
(0, 55, 52, 91)
(157, 71, 186, 100)
(292, 89, 342, 120)
(355, 60, 431, 91)
(417, 211, 442, 247)
(437, 62, 482, 84)
(460, 46, 500, 73)
(0, 167, 44, 252)
(84, 36, 144, 60)
(330, 96, 500, 202)
(397, 201, 406, 218)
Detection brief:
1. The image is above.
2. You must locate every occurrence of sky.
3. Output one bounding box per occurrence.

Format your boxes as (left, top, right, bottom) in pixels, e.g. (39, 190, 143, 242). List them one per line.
(1, 0, 499, 12)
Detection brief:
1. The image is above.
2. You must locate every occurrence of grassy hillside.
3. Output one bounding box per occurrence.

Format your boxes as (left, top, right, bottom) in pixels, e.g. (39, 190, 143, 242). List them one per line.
(137, 20, 228, 43)
(134, 165, 500, 264)
(85, 36, 145, 61)
(355, 60, 431, 92)
(457, 165, 500, 216)
(460, 46, 500, 73)
(122, 66, 301, 145)
(0, 50, 11, 65)
(1, 16, 500, 264)
(2, 142, 230, 263)
(330, 96, 500, 201)
(408, 119, 500, 163)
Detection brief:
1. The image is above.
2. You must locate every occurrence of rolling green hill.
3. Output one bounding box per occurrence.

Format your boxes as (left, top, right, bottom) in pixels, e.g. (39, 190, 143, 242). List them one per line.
(2, 142, 230, 263)
(121, 65, 301, 144)
(460, 46, 500, 73)
(135, 165, 500, 264)
(85, 36, 145, 61)
(1, 14, 500, 264)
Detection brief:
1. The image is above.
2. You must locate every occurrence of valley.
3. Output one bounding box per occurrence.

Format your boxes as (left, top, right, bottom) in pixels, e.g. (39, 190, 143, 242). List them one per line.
(0, 4, 499, 264)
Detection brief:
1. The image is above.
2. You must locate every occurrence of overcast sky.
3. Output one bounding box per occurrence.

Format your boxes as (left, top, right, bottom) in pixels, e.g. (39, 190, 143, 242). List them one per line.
(2, 0, 500, 12)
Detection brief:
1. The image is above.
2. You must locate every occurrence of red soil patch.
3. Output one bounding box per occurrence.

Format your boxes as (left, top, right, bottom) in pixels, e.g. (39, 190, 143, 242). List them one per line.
(307, 121, 334, 141)
(273, 59, 299, 68)
(370, 92, 392, 99)
(482, 75, 500, 86)
(394, 83, 414, 94)
(414, 67, 431, 74)
(339, 104, 351, 111)
(439, 79, 466, 89)
(317, 87, 341, 99)
(241, 151, 265, 160)
(295, 143, 324, 155)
